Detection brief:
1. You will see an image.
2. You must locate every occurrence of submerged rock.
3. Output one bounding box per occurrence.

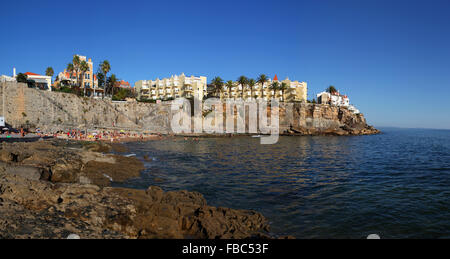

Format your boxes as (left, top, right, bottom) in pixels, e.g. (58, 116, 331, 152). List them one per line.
(0, 140, 143, 187)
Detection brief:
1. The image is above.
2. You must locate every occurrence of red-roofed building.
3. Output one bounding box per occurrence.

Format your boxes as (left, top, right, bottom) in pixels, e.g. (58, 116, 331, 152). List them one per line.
(114, 80, 132, 89)
(273, 74, 279, 81)
(24, 72, 41, 76)
(55, 69, 79, 86)
(24, 72, 52, 91)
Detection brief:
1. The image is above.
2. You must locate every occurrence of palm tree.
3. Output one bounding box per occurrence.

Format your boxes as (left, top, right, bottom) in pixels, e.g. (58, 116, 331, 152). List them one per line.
(248, 79, 256, 100)
(257, 74, 269, 99)
(108, 74, 118, 97)
(80, 61, 89, 96)
(225, 80, 234, 99)
(45, 67, 54, 80)
(100, 60, 111, 98)
(211, 77, 224, 98)
(66, 63, 74, 85)
(237, 75, 248, 99)
(280, 82, 289, 102)
(96, 72, 105, 89)
(100, 61, 111, 87)
(72, 55, 81, 87)
(270, 81, 280, 99)
(326, 85, 337, 94)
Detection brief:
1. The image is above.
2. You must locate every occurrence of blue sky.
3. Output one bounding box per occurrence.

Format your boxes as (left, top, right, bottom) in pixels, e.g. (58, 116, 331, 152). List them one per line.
(1, 0, 449, 129)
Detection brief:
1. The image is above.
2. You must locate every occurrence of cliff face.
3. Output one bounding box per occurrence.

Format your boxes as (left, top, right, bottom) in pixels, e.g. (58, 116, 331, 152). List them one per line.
(0, 82, 378, 135)
(1, 82, 173, 133)
(280, 103, 379, 135)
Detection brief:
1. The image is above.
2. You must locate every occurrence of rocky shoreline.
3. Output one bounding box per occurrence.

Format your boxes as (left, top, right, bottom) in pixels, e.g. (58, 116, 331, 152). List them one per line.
(0, 140, 270, 239)
(174, 125, 381, 138)
(0, 123, 379, 239)
(284, 124, 380, 136)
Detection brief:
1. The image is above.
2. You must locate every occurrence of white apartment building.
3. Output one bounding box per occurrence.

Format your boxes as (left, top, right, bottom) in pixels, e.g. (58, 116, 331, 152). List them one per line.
(24, 72, 52, 91)
(222, 75, 307, 102)
(1, 68, 17, 82)
(0, 75, 16, 83)
(135, 73, 207, 101)
(317, 90, 360, 114)
(317, 91, 349, 107)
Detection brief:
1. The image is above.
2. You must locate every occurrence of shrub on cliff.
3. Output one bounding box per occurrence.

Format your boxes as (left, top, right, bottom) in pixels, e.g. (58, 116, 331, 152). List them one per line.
(112, 88, 134, 101)
(16, 73, 28, 83)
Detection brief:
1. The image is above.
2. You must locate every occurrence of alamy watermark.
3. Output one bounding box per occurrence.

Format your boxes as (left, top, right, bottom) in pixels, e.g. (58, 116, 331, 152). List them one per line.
(171, 97, 280, 145)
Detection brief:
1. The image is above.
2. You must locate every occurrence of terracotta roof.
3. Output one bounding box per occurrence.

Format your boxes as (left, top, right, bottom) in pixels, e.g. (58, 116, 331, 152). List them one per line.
(24, 72, 42, 76)
(63, 71, 77, 78)
(114, 80, 132, 88)
(273, 74, 278, 81)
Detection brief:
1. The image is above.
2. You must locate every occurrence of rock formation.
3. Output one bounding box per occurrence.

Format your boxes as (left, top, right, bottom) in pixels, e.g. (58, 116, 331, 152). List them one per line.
(0, 140, 270, 239)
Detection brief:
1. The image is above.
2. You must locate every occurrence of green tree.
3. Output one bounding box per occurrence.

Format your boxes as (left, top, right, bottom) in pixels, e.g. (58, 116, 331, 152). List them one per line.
(270, 81, 280, 99)
(211, 77, 224, 97)
(247, 79, 256, 100)
(45, 67, 54, 79)
(326, 85, 337, 94)
(65, 55, 82, 87)
(96, 72, 105, 89)
(280, 82, 289, 101)
(112, 88, 133, 101)
(237, 75, 248, 98)
(107, 74, 118, 97)
(225, 80, 234, 99)
(72, 55, 81, 86)
(66, 63, 74, 73)
(257, 74, 269, 98)
(16, 73, 28, 83)
(100, 60, 111, 88)
(66, 63, 74, 86)
(80, 61, 89, 96)
(100, 60, 111, 98)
